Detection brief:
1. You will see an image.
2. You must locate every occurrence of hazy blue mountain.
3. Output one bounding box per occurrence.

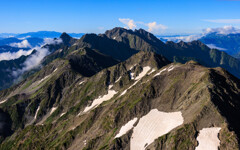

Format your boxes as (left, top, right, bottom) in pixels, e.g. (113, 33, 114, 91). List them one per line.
(0, 37, 43, 48)
(0, 45, 29, 53)
(200, 33, 240, 58)
(16, 31, 84, 39)
(0, 38, 21, 46)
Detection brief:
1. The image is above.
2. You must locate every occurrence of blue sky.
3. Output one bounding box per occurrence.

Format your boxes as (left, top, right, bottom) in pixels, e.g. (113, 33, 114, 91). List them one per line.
(0, 0, 240, 34)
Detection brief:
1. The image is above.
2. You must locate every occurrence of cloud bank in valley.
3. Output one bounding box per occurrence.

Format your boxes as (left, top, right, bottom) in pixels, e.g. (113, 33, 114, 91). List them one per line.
(10, 40, 32, 48)
(0, 49, 34, 61)
(12, 47, 50, 77)
(0, 38, 63, 62)
(12, 38, 63, 77)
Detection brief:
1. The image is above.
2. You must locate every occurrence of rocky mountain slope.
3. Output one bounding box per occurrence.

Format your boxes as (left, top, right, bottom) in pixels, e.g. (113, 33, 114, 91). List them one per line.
(104, 27, 240, 79)
(0, 33, 76, 90)
(0, 49, 239, 149)
(0, 28, 240, 150)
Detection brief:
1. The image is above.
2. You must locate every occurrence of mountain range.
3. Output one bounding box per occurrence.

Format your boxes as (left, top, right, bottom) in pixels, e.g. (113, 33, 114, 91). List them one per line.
(0, 31, 84, 39)
(200, 32, 240, 59)
(0, 27, 239, 149)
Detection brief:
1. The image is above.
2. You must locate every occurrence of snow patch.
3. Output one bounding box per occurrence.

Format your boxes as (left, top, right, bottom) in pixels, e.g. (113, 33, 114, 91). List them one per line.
(153, 65, 177, 78)
(120, 66, 151, 96)
(129, 64, 137, 70)
(120, 79, 139, 96)
(0, 99, 7, 104)
(130, 109, 183, 150)
(115, 118, 138, 138)
(195, 127, 221, 150)
(34, 106, 40, 119)
(130, 72, 135, 80)
(108, 85, 113, 90)
(135, 66, 151, 80)
(50, 107, 58, 115)
(154, 68, 167, 77)
(83, 140, 87, 145)
(79, 81, 85, 85)
(115, 76, 122, 83)
(38, 74, 51, 84)
(167, 65, 175, 72)
(53, 68, 58, 73)
(38, 68, 58, 84)
(60, 112, 66, 117)
(83, 90, 118, 113)
(147, 69, 156, 75)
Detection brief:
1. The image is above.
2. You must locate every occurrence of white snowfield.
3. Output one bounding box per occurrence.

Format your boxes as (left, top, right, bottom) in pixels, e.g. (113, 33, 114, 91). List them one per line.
(120, 66, 151, 96)
(34, 106, 40, 119)
(195, 127, 221, 150)
(130, 109, 184, 150)
(50, 107, 58, 115)
(0, 99, 7, 104)
(83, 90, 118, 113)
(115, 118, 138, 138)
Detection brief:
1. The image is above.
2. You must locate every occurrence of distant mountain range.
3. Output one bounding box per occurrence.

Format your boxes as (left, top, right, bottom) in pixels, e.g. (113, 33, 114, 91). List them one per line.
(200, 32, 240, 59)
(0, 31, 84, 39)
(0, 28, 239, 149)
(159, 32, 240, 59)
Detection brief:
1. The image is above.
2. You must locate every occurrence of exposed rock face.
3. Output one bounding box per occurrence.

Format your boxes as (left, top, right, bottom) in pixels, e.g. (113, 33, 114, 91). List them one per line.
(0, 49, 239, 150)
(105, 27, 240, 79)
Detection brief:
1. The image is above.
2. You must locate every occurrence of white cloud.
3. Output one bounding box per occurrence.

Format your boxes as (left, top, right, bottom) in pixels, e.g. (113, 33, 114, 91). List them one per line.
(118, 18, 167, 34)
(11, 38, 63, 77)
(146, 22, 168, 33)
(18, 36, 31, 40)
(10, 40, 32, 48)
(206, 44, 227, 50)
(203, 26, 240, 34)
(12, 47, 50, 77)
(160, 34, 203, 43)
(160, 26, 240, 43)
(44, 38, 63, 45)
(0, 49, 34, 61)
(119, 18, 137, 29)
(204, 19, 240, 24)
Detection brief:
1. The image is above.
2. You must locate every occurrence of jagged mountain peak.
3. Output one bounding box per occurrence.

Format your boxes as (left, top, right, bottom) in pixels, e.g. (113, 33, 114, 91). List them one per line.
(124, 50, 170, 69)
(60, 32, 73, 45)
